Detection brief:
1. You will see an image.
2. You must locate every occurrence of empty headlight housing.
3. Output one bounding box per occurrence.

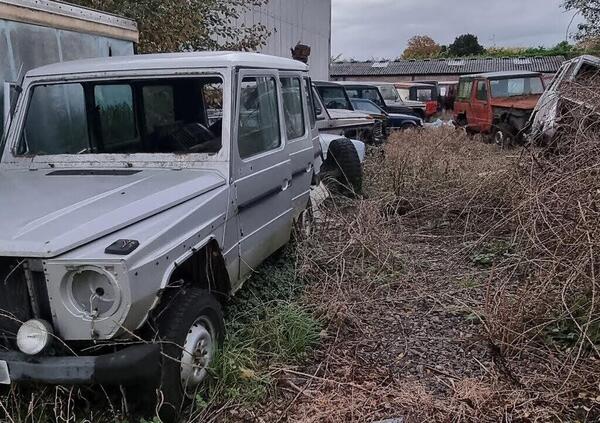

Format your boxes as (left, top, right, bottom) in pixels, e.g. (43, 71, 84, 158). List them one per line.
(62, 266, 122, 319)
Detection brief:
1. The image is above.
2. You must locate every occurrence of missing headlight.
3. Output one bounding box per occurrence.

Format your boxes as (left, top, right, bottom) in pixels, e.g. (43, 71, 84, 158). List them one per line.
(63, 266, 121, 319)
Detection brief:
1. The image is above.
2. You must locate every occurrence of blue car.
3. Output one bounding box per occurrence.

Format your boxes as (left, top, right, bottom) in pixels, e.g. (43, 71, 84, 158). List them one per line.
(350, 98, 423, 130)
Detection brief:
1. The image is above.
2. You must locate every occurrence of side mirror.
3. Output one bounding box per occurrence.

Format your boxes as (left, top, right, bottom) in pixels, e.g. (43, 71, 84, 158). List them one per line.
(314, 104, 323, 116)
(3, 82, 21, 138)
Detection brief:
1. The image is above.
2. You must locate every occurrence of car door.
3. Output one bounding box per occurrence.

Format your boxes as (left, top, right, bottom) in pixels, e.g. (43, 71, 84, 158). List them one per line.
(233, 70, 293, 279)
(280, 73, 314, 218)
(471, 79, 491, 132)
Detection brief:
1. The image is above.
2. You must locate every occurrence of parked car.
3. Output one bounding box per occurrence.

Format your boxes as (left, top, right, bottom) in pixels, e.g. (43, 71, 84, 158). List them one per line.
(529, 55, 600, 146)
(0, 52, 328, 423)
(395, 82, 440, 119)
(454, 71, 546, 147)
(313, 81, 385, 144)
(337, 81, 423, 118)
(350, 98, 423, 131)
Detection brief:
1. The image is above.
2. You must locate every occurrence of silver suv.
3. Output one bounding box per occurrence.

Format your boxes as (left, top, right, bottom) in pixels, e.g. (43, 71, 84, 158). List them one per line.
(0, 52, 320, 421)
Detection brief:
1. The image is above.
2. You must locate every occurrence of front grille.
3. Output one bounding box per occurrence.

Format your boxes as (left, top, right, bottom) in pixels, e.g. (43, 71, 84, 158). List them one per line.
(0, 258, 33, 347)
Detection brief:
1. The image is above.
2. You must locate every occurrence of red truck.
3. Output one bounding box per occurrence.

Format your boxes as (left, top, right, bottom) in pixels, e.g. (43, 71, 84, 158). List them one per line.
(454, 71, 546, 146)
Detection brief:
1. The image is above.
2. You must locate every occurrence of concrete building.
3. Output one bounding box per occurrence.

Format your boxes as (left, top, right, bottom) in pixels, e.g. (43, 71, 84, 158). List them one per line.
(235, 0, 332, 80)
(331, 56, 565, 83)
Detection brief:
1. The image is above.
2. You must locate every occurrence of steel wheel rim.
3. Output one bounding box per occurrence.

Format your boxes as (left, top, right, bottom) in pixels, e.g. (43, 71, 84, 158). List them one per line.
(180, 317, 214, 398)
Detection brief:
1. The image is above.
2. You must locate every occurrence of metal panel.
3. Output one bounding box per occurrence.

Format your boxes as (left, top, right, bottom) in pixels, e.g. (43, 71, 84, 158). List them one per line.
(235, 0, 332, 81)
(0, 19, 134, 134)
(0, 0, 138, 42)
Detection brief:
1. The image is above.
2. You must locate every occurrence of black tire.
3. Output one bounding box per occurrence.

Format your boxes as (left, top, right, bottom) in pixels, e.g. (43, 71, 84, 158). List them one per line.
(150, 287, 225, 423)
(400, 122, 417, 130)
(493, 123, 515, 149)
(322, 139, 363, 197)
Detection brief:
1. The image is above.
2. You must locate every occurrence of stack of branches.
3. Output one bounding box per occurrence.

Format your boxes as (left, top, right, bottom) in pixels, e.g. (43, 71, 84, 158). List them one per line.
(484, 73, 600, 417)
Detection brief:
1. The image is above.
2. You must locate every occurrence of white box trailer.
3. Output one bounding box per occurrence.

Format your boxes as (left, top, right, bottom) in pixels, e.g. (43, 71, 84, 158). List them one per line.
(1, 0, 138, 134)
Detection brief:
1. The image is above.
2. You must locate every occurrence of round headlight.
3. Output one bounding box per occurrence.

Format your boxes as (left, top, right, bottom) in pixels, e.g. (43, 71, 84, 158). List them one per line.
(65, 267, 121, 319)
(17, 319, 53, 356)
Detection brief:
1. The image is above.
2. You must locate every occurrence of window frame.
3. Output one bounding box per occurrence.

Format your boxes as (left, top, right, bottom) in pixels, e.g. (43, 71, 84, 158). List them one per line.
(235, 73, 285, 162)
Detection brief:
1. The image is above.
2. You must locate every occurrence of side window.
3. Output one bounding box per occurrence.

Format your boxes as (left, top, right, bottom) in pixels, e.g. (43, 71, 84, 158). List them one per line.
(476, 81, 488, 101)
(94, 85, 136, 149)
(238, 77, 281, 159)
(280, 77, 306, 140)
(458, 81, 473, 100)
(303, 78, 316, 128)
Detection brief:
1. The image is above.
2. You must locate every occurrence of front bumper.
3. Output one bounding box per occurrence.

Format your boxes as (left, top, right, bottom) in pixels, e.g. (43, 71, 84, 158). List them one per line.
(0, 344, 160, 386)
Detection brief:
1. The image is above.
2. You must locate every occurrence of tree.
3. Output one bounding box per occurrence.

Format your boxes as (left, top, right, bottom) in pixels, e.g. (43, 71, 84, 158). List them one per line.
(402, 35, 442, 59)
(563, 0, 600, 41)
(448, 34, 485, 57)
(69, 0, 271, 53)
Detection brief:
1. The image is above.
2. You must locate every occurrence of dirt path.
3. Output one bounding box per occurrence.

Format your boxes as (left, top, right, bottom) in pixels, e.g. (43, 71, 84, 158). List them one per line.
(253, 218, 498, 423)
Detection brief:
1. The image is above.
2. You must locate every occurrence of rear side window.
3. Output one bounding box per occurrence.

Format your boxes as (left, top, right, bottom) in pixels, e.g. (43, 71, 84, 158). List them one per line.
(238, 77, 281, 159)
(303, 78, 316, 128)
(281, 77, 306, 140)
(476, 81, 488, 101)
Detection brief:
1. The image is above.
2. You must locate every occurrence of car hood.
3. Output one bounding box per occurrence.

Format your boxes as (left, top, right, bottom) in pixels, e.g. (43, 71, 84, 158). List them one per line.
(491, 95, 541, 110)
(0, 168, 225, 258)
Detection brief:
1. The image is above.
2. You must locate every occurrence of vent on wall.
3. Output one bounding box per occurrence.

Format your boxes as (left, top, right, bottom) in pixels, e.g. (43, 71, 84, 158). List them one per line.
(371, 61, 390, 68)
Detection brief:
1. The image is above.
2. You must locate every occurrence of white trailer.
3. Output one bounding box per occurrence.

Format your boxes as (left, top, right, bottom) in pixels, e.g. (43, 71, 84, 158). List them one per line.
(1, 0, 138, 134)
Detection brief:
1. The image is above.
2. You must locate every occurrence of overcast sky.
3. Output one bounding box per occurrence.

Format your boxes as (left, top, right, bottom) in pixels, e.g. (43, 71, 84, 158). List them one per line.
(331, 0, 582, 60)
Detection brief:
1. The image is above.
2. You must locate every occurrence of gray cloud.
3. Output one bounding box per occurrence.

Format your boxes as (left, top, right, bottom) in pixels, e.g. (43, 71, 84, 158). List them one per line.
(332, 0, 582, 60)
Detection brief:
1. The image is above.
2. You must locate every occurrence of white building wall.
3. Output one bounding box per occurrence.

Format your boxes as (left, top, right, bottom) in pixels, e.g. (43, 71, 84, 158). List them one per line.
(236, 0, 331, 80)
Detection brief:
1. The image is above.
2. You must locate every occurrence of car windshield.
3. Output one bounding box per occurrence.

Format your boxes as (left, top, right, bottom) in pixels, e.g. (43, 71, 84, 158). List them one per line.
(490, 77, 544, 98)
(18, 76, 224, 156)
(317, 86, 353, 110)
(378, 85, 400, 102)
(351, 100, 382, 114)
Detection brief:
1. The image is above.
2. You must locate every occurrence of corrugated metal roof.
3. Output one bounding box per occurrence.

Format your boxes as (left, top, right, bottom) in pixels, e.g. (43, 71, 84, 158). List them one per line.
(331, 56, 565, 77)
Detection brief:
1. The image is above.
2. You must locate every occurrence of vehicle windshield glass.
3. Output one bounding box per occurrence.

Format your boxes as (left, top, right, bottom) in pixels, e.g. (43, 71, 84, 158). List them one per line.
(351, 100, 382, 114)
(490, 77, 544, 98)
(378, 85, 400, 101)
(416, 88, 434, 101)
(18, 76, 224, 156)
(317, 86, 353, 110)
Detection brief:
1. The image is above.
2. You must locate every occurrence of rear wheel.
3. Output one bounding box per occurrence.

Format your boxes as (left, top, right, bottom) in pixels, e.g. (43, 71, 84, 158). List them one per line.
(148, 287, 225, 423)
(322, 139, 363, 197)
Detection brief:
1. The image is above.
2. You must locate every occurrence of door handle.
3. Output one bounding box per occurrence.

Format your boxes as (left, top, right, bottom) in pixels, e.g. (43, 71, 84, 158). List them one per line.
(306, 163, 314, 173)
(282, 179, 290, 192)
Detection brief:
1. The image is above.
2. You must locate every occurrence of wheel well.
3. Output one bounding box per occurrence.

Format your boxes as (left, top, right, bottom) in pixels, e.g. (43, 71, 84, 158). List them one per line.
(167, 240, 231, 302)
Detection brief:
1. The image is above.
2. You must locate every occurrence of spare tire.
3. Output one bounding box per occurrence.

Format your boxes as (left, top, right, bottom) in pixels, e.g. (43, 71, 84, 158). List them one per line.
(322, 138, 363, 196)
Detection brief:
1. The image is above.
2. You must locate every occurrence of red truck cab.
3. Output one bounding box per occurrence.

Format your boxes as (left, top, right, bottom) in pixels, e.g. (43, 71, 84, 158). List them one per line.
(454, 71, 545, 145)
